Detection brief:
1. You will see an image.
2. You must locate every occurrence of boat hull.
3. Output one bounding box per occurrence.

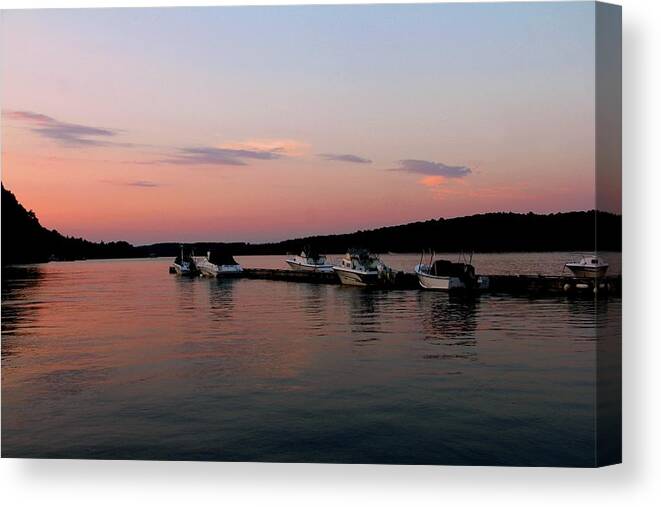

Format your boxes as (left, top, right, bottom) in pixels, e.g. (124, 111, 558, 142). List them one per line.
(415, 265, 467, 291)
(216, 266, 243, 278)
(565, 265, 609, 278)
(173, 263, 196, 276)
(333, 266, 380, 287)
(195, 258, 243, 278)
(286, 259, 334, 273)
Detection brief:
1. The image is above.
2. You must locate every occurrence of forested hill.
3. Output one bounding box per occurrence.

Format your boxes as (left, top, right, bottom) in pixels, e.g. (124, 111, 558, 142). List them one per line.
(2, 183, 621, 266)
(1, 185, 136, 265)
(137, 210, 621, 257)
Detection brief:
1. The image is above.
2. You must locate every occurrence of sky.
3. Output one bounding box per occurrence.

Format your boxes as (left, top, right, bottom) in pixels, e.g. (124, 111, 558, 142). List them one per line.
(1, 2, 619, 244)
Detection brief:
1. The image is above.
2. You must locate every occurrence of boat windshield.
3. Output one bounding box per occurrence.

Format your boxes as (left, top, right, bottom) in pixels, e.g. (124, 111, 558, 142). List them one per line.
(340, 250, 370, 269)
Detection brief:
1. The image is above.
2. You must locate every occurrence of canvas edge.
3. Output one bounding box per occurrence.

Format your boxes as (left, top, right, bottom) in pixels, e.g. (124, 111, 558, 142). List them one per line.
(595, 0, 622, 467)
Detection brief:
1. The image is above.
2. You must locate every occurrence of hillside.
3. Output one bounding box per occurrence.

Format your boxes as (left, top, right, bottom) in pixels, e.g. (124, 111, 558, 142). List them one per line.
(1, 185, 137, 265)
(136, 211, 621, 257)
(2, 184, 621, 266)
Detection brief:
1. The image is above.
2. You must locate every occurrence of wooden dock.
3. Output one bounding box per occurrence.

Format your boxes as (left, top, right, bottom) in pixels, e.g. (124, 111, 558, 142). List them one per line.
(238, 268, 621, 296)
(482, 274, 621, 297)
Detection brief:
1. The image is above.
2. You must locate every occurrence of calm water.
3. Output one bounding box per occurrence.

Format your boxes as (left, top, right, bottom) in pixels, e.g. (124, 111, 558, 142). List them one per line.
(2, 254, 621, 465)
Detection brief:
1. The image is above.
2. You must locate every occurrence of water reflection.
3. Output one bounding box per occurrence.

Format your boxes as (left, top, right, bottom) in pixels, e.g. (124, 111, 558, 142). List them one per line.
(172, 275, 199, 314)
(418, 292, 479, 341)
(344, 288, 383, 338)
(206, 278, 237, 323)
(300, 283, 324, 317)
(1, 266, 45, 359)
(299, 283, 329, 336)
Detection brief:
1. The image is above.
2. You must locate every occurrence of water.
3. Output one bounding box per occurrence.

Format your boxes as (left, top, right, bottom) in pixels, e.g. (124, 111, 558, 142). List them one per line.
(1, 254, 621, 465)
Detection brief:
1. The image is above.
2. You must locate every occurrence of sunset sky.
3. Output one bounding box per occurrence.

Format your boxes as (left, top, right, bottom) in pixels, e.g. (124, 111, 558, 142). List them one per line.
(1, 3, 616, 244)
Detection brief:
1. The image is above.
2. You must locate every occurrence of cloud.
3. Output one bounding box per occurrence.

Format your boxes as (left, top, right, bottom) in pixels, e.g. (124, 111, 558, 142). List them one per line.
(127, 180, 161, 187)
(3, 110, 125, 147)
(221, 139, 309, 157)
(101, 179, 162, 188)
(393, 159, 471, 178)
(419, 175, 447, 187)
(161, 146, 285, 166)
(318, 153, 373, 164)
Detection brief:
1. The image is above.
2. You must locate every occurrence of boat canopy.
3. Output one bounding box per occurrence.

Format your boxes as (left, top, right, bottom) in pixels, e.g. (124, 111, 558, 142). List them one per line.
(301, 244, 324, 261)
(208, 249, 239, 266)
(174, 254, 194, 265)
(431, 260, 475, 279)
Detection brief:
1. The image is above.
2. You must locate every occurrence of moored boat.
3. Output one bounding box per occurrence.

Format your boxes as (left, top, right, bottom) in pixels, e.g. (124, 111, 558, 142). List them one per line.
(332, 249, 386, 287)
(415, 252, 476, 291)
(172, 245, 198, 276)
(285, 246, 334, 273)
(194, 250, 243, 277)
(564, 255, 609, 278)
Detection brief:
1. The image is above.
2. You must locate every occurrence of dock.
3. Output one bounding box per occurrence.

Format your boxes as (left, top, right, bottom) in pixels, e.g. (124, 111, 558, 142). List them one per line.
(238, 268, 621, 297)
(483, 274, 621, 297)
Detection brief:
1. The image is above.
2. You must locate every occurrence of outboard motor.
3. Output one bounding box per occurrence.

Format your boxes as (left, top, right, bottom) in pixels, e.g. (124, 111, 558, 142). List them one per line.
(461, 263, 477, 289)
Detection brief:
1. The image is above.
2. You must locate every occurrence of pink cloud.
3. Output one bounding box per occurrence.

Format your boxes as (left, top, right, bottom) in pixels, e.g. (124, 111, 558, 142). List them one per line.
(219, 138, 309, 157)
(419, 175, 447, 187)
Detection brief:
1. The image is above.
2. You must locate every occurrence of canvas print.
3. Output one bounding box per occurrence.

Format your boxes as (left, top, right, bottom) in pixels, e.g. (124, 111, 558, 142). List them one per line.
(1, 2, 621, 466)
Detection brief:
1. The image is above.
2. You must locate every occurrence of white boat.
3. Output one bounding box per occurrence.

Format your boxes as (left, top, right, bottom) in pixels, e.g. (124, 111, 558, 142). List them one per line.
(172, 245, 198, 276)
(332, 249, 385, 287)
(286, 246, 334, 273)
(415, 252, 477, 291)
(194, 250, 243, 277)
(565, 255, 609, 278)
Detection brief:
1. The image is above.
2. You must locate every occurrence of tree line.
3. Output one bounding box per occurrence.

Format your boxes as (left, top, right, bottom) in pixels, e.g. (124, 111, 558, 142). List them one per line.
(2, 184, 621, 266)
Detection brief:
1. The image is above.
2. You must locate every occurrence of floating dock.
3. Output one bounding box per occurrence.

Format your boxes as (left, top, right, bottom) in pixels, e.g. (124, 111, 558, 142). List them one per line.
(238, 268, 621, 296)
(482, 274, 621, 297)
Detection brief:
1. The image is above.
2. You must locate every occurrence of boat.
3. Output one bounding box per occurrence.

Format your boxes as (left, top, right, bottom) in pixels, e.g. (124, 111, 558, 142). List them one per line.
(415, 252, 477, 291)
(332, 249, 386, 287)
(285, 246, 334, 273)
(194, 249, 243, 278)
(564, 255, 609, 278)
(172, 245, 198, 276)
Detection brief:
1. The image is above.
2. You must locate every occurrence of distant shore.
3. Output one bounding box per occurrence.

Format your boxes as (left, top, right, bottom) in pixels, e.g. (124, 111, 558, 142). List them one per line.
(2, 184, 621, 266)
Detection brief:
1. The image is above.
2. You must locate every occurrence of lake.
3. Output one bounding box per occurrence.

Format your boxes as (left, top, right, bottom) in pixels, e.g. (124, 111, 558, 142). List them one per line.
(1, 253, 621, 465)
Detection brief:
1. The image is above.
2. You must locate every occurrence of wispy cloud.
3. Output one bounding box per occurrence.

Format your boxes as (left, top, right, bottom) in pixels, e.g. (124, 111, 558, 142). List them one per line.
(101, 179, 162, 188)
(221, 139, 309, 157)
(161, 146, 285, 166)
(127, 180, 161, 187)
(318, 153, 373, 164)
(3, 110, 127, 147)
(392, 159, 472, 178)
(131, 138, 309, 167)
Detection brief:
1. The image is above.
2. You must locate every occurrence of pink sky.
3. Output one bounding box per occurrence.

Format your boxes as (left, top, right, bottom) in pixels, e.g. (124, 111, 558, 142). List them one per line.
(0, 5, 616, 244)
